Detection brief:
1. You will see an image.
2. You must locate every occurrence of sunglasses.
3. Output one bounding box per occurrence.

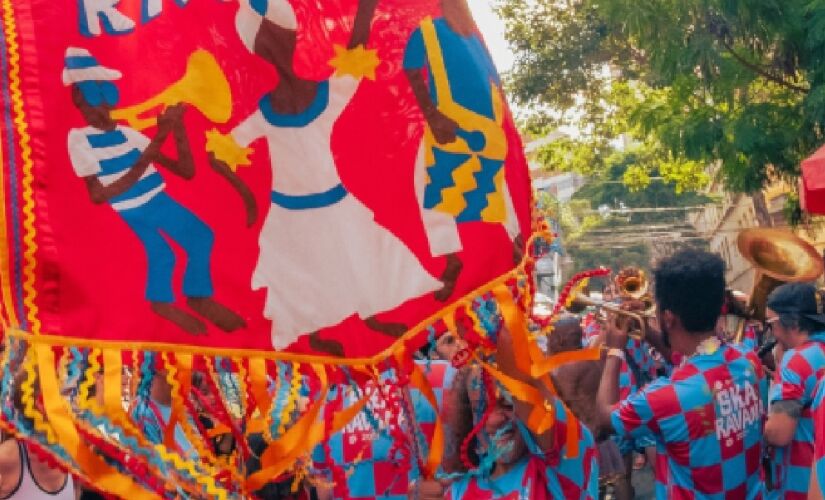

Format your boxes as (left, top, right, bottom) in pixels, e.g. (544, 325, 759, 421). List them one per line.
(764, 317, 780, 336)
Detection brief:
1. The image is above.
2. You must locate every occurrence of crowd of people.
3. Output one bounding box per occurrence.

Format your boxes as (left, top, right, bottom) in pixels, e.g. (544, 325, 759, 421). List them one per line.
(411, 247, 825, 499)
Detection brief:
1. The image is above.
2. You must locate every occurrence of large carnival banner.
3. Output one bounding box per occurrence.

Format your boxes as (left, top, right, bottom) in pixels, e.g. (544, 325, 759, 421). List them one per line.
(0, 0, 559, 497)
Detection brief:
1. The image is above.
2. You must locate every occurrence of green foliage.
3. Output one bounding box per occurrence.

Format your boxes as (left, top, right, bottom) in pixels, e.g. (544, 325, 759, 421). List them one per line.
(498, 0, 825, 201)
(541, 161, 710, 276)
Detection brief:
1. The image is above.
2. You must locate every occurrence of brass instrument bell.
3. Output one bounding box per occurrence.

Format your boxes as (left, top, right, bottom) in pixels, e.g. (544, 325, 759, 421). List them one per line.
(737, 228, 824, 321)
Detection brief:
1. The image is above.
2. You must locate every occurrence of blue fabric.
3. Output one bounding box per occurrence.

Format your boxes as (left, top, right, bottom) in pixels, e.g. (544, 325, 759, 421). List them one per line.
(258, 80, 330, 127)
(119, 192, 214, 302)
(77, 80, 119, 106)
(250, 0, 268, 16)
(64, 55, 99, 69)
(97, 148, 142, 175)
(403, 18, 501, 120)
(86, 129, 128, 148)
(109, 172, 165, 205)
(270, 183, 348, 210)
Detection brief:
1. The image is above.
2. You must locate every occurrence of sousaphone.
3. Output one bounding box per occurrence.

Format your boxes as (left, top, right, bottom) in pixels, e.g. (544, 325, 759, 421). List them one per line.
(737, 228, 824, 321)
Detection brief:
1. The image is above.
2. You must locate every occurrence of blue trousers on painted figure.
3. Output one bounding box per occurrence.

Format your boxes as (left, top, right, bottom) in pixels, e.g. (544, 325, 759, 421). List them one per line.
(119, 192, 214, 303)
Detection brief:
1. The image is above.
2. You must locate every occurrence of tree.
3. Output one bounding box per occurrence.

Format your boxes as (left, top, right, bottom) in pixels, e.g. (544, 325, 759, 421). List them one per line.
(498, 0, 825, 222)
(540, 158, 710, 278)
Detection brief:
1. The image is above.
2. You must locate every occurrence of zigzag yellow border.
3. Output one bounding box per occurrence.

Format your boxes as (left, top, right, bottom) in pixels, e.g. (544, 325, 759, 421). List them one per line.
(1, 0, 39, 335)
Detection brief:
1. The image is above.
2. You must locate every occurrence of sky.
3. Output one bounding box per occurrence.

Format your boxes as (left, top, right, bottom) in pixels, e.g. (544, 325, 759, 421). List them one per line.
(469, 1, 514, 72)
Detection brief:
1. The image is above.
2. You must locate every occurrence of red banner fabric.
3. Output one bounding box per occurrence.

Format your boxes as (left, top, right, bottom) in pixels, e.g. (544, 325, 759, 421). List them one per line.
(1, 0, 532, 358)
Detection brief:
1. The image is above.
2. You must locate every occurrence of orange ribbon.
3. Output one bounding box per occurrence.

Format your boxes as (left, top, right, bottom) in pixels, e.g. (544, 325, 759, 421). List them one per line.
(248, 357, 271, 420)
(409, 361, 445, 479)
(530, 347, 602, 378)
(479, 360, 555, 435)
(34, 344, 156, 499)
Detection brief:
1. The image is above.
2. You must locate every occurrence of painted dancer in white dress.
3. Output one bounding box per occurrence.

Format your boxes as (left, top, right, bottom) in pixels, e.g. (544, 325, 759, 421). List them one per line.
(209, 0, 446, 355)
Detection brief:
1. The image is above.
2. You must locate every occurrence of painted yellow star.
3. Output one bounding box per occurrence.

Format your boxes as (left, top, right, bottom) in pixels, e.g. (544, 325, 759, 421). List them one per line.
(205, 129, 253, 172)
(328, 44, 380, 81)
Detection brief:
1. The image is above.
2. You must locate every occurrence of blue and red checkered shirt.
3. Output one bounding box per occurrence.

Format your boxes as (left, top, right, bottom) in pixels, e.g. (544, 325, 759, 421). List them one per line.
(739, 324, 760, 352)
(582, 313, 656, 454)
(312, 362, 457, 499)
(615, 355, 657, 454)
(811, 378, 825, 496)
(611, 342, 767, 499)
(582, 313, 602, 347)
(409, 361, 457, 474)
(446, 395, 598, 500)
(767, 334, 825, 499)
(626, 336, 659, 382)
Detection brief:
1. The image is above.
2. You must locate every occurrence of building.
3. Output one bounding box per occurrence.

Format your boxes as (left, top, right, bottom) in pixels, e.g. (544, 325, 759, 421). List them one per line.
(690, 179, 825, 293)
(532, 172, 587, 202)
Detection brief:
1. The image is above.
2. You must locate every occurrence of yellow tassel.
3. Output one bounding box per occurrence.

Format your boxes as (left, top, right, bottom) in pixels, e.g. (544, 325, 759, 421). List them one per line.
(22, 351, 54, 443)
(280, 362, 301, 436)
(78, 348, 101, 413)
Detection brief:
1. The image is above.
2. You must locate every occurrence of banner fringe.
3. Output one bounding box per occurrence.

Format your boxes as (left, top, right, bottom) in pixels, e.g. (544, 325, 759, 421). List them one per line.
(0, 223, 606, 498)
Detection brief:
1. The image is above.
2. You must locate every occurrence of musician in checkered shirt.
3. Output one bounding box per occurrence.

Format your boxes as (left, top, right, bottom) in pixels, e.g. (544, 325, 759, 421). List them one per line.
(808, 378, 825, 499)
(593, 249, 768, 499)
(762, 283, 825, 499)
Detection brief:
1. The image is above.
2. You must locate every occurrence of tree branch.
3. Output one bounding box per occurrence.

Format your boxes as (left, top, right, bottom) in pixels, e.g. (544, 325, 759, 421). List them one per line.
(719, 38, 809, 94)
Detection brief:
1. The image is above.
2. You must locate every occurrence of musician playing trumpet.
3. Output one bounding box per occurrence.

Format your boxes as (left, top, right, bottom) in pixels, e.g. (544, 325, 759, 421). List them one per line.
(64, 47, 245, 335)
(593, 249, 769, 498)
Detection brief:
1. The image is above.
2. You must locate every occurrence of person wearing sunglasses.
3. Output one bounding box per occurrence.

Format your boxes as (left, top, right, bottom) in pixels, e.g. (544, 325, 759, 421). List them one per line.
(762, 283, 825, 499)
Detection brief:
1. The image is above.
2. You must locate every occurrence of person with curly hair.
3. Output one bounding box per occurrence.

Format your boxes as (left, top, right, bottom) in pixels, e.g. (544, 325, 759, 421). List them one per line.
(593, 248, 768, 499)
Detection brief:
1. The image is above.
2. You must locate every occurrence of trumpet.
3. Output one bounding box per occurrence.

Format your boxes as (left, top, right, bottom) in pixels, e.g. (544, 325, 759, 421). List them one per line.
(616, 267, 650, 300)
(111, 49, 232, 131)
(571, 294, 655, 340)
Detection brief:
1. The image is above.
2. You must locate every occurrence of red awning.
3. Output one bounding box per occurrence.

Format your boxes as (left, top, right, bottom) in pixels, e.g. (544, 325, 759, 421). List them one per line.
(801, 143, 825, 214)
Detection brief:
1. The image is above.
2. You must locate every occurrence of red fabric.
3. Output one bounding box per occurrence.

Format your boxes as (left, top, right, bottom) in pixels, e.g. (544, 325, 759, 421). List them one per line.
(3, 1, 532, 355)
(801, 144, 825, 214)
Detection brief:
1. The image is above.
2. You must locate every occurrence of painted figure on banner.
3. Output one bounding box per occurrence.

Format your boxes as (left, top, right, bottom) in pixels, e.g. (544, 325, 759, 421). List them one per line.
(404, 0, 523, 300)
(208, 0, 445, 355)
(64, 47, 246, 335)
